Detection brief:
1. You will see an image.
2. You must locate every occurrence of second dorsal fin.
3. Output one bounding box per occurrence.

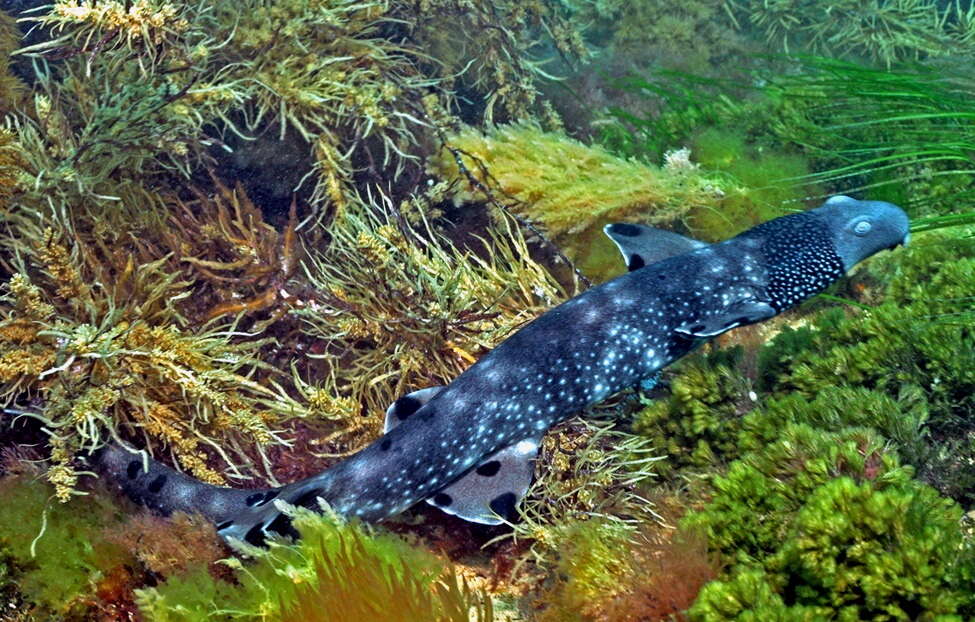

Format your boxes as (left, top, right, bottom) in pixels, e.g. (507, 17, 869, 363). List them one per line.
(383, 386, 445, 432)
(603, 223, 707, 271)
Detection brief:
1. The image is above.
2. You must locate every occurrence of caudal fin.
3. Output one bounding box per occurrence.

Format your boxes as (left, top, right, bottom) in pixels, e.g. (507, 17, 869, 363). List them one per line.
(96, 444, 280, 539)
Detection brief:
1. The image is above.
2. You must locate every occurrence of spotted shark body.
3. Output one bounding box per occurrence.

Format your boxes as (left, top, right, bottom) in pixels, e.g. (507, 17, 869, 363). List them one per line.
(97, 196, 909, 545)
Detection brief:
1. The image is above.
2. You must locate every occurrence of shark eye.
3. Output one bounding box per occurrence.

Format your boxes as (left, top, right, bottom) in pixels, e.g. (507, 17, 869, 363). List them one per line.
(853, 220, 872, 236)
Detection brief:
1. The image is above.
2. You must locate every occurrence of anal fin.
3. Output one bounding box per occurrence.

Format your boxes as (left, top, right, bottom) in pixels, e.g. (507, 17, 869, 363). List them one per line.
(383, 387, 539, 525)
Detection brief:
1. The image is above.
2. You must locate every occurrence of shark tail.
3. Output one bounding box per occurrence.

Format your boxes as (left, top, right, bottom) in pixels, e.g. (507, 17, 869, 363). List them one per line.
(95, 444, 286, 542)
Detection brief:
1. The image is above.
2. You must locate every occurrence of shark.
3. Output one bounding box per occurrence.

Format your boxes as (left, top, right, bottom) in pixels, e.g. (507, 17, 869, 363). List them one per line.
(97, 195, 910, 545)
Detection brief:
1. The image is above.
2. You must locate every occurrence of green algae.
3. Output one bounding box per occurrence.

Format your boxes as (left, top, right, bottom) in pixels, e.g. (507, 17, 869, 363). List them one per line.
(632, 356, 748, 476)
(690, 471, 973, 621)
(0, 474, 134, 620)
(730, 0, 975, 67)
(624, 229, 975, 618)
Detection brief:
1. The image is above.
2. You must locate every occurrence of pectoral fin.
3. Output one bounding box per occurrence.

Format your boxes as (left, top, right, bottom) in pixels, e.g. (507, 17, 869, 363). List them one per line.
(427, 437, 541, 525)
(604, 223, 707, 271)
(676, 301, 777, 338)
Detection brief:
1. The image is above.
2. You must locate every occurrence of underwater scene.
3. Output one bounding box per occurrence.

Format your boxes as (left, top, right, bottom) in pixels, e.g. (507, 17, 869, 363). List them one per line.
(1, 0, 974, 620)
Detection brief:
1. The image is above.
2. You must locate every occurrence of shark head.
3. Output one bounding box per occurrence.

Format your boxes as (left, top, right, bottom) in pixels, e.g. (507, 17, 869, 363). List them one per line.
(732, 194, 910, 313)
(813, 195, 910, 272)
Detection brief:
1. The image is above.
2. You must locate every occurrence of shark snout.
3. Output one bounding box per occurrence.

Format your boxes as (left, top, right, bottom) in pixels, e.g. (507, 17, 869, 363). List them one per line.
(890, 230, 910, 250)
(817, 196, 910, 270)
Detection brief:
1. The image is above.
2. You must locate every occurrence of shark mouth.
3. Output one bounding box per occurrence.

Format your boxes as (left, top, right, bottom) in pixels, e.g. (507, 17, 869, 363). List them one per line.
(888, 231, 910, 250)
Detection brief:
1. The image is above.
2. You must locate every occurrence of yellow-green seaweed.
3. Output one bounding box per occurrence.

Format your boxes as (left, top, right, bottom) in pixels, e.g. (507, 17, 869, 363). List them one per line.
(430, 123, 728, 279)
(503, 417, 662, 567)
(136, 503, 495, 622)
(0, 222, 307, 499)
(0, 9, 27, 116)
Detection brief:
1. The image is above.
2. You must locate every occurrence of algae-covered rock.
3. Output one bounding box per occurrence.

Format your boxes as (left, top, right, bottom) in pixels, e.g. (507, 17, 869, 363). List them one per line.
(682, 419, 975, 620)
(0, 474, 135, 620)
(683, 424, 911, 565)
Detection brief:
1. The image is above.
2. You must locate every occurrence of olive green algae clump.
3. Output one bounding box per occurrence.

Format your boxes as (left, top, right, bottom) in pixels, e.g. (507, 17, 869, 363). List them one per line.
(0, 474, 135, 620)
(136, 504, 494, 622)
(687, 426, 973, 621)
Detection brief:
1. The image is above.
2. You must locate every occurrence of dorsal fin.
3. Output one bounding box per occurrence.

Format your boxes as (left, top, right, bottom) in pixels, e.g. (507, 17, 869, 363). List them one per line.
(383, 386, 444, 432)
(603, 223, 707, 271)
